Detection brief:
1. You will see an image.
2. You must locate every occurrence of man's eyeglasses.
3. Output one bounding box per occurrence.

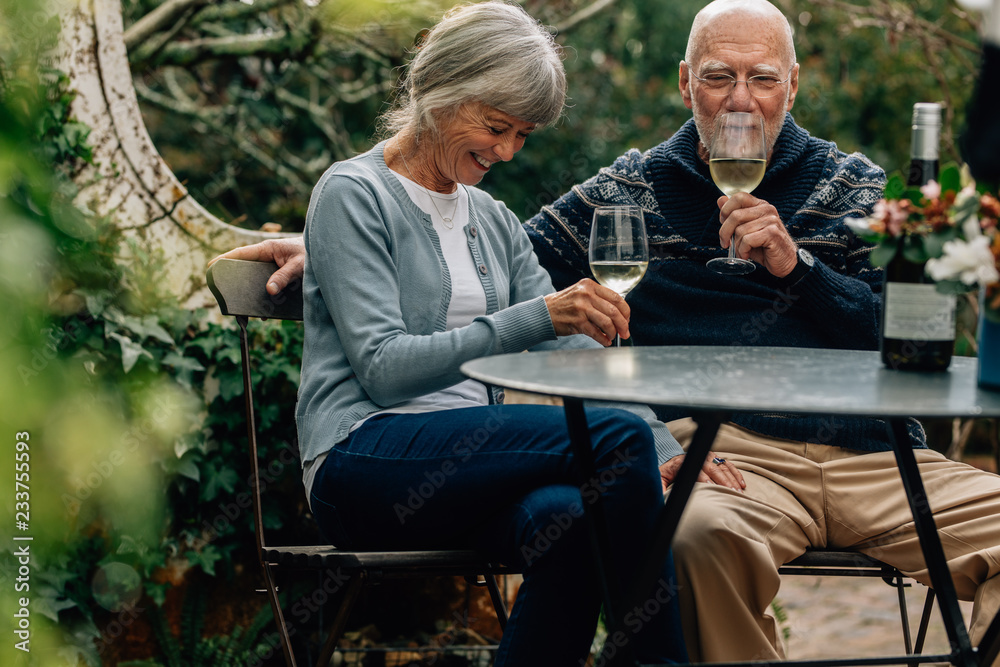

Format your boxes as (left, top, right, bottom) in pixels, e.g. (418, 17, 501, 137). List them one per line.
(690, 67, 794, 99)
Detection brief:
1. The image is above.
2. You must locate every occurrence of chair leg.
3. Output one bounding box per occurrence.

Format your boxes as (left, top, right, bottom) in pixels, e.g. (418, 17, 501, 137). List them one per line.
(484, 574, 509, 631)
(913, 588, 936, 655)
(893, 571, 914, 655)
(314, 572, 365, 667)
(978, 606, 1000, 667)
(263, 563, 298, 667)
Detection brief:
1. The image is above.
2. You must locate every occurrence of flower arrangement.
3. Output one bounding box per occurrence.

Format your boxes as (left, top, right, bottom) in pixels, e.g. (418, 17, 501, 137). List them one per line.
(845, 163, 1000, 319)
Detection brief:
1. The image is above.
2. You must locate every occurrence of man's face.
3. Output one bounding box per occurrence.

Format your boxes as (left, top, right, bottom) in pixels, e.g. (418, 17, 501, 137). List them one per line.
(679, 12, 798, 162)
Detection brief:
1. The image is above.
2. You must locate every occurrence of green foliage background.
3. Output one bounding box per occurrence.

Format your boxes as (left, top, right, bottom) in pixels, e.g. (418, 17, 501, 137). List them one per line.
(2, 2, 309, 664)
(127, 0, 983, 232)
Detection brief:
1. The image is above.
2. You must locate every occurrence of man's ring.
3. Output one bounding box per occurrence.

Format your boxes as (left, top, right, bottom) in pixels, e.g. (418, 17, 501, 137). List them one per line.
(712, 457, 727, 465)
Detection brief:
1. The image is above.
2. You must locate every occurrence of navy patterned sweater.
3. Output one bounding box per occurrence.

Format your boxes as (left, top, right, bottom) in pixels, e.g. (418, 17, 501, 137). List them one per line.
(525, 114, 928, 451)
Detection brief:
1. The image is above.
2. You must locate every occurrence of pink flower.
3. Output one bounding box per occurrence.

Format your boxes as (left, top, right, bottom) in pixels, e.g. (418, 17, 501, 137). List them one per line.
(920, 180, 941, 201)
(874, 199, 909, 237)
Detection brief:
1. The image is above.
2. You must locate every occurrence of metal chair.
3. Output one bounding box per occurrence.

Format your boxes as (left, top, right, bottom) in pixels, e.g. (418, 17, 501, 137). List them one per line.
(206, 258, 512, 667)
(780, 549, 937, 656)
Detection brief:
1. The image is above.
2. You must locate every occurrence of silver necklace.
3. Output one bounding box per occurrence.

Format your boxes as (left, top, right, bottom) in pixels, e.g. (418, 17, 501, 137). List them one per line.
(397, 145, 459, 229)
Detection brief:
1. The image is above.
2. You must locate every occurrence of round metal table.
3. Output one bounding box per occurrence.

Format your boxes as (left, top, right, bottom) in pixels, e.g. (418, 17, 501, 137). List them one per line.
(463, 346, 1000, 667)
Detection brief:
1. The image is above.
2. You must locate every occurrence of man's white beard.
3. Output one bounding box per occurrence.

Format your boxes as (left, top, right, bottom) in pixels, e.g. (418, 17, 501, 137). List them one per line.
(691, 98, 788, 163)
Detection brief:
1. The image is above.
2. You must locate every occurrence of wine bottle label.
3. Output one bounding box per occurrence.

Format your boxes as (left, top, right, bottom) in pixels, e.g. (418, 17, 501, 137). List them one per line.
(883, 282, 956, 340)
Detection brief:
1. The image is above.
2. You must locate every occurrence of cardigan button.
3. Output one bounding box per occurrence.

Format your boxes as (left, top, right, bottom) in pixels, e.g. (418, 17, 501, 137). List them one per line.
(497, 391, 505, 404)
(478, 264, 488, 275)
(469, 226, 477, 237)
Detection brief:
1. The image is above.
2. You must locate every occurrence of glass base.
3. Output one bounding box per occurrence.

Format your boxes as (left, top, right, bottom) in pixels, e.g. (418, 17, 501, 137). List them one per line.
(707, 257, 756, 275)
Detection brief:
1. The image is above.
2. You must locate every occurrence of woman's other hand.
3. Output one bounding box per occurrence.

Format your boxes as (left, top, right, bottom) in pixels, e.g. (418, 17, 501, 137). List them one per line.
(543, 278, 630, 346)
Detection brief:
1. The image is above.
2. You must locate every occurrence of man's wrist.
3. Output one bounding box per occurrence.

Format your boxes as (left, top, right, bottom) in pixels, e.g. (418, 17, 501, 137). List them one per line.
(781, 247, 815, 285)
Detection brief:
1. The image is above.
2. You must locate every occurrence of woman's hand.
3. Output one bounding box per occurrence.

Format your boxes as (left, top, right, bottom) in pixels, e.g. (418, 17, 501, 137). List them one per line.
(659, 453, 746, 494)
(543, 278, 630, 346)
(209, 237, 306, 295)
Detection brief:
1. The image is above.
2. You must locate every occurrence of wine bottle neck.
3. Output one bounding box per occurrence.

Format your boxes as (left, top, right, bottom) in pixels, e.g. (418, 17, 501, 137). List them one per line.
(909, 102, 941, 164)
(906, 158, 940, 187)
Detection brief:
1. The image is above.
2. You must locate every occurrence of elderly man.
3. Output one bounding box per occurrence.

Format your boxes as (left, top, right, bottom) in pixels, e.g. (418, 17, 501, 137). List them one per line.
(525, 0, 1000, 662)
(216, 0, 1000, 662)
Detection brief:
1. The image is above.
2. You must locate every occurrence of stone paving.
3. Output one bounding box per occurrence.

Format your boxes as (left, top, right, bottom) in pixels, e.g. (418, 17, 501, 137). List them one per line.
(777, 573, 974, 661)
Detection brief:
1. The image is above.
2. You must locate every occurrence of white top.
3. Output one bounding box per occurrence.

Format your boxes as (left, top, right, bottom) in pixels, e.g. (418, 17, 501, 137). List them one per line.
(375, 171, 491, 409)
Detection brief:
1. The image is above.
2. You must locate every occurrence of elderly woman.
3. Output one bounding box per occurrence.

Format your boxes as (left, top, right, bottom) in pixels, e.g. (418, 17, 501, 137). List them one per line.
(294, 2, 693, 664)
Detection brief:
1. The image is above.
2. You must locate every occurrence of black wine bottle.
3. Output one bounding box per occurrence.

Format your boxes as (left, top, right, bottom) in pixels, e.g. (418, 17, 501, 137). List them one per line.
(880, 102, 956, 371)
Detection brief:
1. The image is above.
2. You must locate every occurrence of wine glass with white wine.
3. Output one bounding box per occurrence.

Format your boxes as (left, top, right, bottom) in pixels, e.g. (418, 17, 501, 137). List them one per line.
(706, 112, 766, 275)
(588, 206, 648, 347)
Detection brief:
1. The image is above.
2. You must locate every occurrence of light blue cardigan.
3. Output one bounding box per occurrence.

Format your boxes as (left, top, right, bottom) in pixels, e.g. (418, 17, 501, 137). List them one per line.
(295, 141, 683, 468)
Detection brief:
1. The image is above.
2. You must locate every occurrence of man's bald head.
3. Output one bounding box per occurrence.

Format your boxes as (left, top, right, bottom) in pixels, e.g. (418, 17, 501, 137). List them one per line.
(685, 0, 796, 69)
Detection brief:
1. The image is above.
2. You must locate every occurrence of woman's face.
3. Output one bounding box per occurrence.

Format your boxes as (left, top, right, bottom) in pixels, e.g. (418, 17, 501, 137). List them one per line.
(427, 103, 537, 190)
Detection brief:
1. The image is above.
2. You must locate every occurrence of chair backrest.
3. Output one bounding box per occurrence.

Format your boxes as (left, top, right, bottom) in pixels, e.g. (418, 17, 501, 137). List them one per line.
(206, 258, 303, 321)
(206, 258, 304, 558)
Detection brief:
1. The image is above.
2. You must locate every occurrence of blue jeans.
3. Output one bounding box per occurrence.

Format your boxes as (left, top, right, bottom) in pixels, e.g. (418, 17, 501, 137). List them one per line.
(309, 404, 688, 666)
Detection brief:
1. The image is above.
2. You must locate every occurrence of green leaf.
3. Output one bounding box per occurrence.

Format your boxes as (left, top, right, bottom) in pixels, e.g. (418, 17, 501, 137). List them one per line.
(939, 163, 962, 194)
(165, 450, 202, 482)
(185, 545, 223, 576)
(162, 352, 206, 373)
(953, 193, 980, 222)
(922, 228, 955, 258)
(177, 457, 201, 482)
(34, 585, 78, 622)
(934, 279, 973, 295)
(218, 371, 244, 401)
(218, 345, 241, 365)
(201, 466, 239, 501)
(80, 289, 112, 317)
(36, 563, 79, 591)
(902, 235, 929, 263)
(107, 332, 153, 373)
(903, 186, 924, 207)
(61, 619, 103, 666)
(145, 581, 170, 607)
(869, 238, 898, 267)
(884, 173, 906, 200)
(58, 643, 100, 667)
(119, 314, 176, 345)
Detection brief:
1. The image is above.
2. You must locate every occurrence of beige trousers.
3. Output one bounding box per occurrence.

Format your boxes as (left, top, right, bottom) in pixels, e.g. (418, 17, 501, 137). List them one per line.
(667, 418, 1000, 664)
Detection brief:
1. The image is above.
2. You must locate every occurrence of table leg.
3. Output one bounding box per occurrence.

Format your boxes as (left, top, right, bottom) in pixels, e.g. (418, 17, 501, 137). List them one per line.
(886, 418, 976, 667)
(589, 409, 726, 667)
(624, 410, 725, 608)
(562, 398, 627, 650)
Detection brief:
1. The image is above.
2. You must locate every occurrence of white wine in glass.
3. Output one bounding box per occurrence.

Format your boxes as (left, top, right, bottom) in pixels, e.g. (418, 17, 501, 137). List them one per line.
(709, 158, 766, 196)
(706, 112, 766, 275)
(590, 261, 647, 296)
(589, 206, 648, 347)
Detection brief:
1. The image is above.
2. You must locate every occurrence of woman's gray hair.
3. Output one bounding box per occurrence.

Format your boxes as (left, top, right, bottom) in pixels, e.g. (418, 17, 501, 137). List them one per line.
(380, 1, 566, 139)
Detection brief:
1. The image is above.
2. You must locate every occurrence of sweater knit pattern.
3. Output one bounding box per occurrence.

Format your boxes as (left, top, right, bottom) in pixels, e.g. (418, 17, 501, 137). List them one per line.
(525, 115, 928, 451)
